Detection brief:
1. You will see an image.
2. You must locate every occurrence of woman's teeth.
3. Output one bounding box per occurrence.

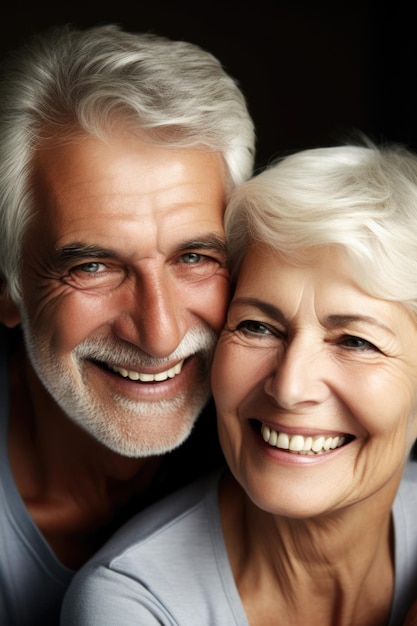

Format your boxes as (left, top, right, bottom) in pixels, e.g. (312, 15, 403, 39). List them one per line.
(109, 360, 184, 382)
(261, 424, 346, 455)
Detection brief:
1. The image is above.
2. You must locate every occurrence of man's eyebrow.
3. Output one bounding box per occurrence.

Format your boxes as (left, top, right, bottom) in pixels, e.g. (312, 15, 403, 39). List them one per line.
(53, 235, 228, 263)
(176, 235, 228, 255)
(53, 243, 115, 264)
(230, 297, 286, 323)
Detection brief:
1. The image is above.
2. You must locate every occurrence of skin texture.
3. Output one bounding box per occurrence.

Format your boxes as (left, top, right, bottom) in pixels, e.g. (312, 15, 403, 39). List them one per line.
(212, 243, 417, 625)
(9, 130, 228, 457)
(1, 129, 228, 565)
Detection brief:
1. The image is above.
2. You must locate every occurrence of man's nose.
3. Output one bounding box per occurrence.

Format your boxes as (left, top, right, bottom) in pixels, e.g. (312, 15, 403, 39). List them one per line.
(263, 337, 331, 410)
(112, 273, 184, 358)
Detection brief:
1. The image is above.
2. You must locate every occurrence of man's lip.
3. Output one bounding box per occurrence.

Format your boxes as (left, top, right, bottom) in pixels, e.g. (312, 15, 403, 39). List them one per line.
(106, 359, 185, 382)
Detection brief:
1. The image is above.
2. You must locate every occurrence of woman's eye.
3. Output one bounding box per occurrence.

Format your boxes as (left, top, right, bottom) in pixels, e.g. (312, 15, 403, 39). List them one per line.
(341, 335, 378, 351)
(237, 320, 273, 335)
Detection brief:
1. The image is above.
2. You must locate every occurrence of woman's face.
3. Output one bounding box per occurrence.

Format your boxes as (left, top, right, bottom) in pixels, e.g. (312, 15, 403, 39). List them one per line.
(212, 243, 417, 518)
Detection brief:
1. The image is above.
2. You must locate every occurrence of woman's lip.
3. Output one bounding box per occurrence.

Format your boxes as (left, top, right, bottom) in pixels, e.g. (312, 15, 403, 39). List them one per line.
(246, 422, 354, 465)
(262, 424, 348, 455)
(249, 419, 354, 456)
(251, 418, 351, 439)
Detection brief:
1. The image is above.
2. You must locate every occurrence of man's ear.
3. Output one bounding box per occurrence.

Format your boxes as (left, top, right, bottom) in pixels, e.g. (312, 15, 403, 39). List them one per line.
(0, 276, 21, 328)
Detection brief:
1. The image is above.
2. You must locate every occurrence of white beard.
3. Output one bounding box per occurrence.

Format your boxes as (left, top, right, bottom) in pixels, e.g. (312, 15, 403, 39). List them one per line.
(19, 306, 217, 457)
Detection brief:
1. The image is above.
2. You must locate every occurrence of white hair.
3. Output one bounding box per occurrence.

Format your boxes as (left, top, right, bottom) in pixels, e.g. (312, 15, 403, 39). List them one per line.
(225, 139, 417, 318)
(0, 24, 255, 301)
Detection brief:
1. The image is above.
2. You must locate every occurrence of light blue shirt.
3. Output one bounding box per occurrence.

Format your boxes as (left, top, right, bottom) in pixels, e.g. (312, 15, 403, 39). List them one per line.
(61, 461, 417, 625)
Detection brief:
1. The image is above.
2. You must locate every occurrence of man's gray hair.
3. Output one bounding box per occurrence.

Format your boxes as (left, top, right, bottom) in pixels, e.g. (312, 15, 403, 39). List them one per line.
(0, 24, 255, 301)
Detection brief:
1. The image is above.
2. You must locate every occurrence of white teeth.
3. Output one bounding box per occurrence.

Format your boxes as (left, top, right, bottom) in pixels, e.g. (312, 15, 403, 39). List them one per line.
(109, 360, 184, 382)
(261, 424, 346, 455)
(289, 435, 304, 452)
(277, 432, 289, 449)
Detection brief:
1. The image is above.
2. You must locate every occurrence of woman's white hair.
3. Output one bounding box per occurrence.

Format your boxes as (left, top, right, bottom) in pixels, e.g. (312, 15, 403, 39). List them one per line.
(225, 139, 417, 318)
(0, 24, 255, 302)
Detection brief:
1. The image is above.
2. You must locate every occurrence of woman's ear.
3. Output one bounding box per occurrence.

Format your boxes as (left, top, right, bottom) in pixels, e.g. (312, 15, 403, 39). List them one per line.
(0, 276, 21, 328)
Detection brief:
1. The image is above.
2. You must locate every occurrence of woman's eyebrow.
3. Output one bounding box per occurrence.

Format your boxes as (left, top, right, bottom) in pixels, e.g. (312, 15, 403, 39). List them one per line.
(230, 302, 396, 336)
(230, 297, 286, 323)
(325, 314, 394, 335)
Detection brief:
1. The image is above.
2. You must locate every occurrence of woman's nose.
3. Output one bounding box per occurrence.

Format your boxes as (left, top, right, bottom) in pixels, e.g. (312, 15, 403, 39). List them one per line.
(264, 337, 331, 410)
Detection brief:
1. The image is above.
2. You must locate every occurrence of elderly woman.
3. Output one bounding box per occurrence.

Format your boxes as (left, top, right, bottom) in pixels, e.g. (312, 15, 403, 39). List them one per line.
(61, 141, 417, 626)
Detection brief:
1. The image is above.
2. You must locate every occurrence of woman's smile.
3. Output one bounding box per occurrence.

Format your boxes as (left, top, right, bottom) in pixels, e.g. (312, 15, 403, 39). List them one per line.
(212, 243, 417, 518)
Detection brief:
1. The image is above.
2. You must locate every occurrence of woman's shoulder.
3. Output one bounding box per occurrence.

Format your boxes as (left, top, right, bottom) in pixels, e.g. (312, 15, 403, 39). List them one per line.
(394, 459, 417, 518)
(390, 460, 417, 626)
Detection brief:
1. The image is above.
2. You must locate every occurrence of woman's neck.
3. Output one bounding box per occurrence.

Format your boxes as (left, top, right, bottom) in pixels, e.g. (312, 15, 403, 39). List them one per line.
(219, 471, 396, 626)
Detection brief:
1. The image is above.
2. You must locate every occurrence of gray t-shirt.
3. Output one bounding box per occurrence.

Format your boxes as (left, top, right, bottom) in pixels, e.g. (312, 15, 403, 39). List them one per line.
(61, 462, 417, 625)
(0, 329, 74, 626)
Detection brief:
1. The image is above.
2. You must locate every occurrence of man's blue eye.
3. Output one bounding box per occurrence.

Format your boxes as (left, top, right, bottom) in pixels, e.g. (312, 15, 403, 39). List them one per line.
(182, 253, 201, 264)
(79, 262, 104, 273)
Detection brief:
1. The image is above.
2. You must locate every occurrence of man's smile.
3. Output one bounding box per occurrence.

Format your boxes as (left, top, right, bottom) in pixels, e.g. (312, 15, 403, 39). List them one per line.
(108, 360, 184, 382)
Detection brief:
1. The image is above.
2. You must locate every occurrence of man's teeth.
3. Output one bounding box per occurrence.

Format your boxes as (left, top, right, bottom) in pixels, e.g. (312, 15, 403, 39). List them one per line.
(261, 424, 346, 455)
(109, 360, 184, 382)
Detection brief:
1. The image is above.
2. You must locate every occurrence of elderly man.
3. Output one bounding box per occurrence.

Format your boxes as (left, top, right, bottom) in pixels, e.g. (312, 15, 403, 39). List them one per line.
(0, 23, 254, 624)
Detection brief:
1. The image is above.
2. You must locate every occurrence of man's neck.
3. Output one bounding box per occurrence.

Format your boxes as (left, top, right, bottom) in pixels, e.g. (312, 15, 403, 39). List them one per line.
(7, 347, 163, 568)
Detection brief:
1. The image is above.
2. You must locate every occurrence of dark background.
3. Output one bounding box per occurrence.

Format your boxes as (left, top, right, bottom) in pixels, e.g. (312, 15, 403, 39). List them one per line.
(1, 0, 415, 172)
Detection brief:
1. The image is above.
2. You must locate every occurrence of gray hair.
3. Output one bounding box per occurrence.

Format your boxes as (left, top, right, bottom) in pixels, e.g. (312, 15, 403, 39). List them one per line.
(225, 140, 417, 319)
(0, 23, 255, 301)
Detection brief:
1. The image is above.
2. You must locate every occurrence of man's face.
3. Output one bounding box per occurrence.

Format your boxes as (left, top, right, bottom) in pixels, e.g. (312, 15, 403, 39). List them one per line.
(16, 130, 228, 457)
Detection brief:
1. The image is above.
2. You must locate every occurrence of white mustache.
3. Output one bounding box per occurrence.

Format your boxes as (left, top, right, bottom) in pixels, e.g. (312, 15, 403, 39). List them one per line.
(72, 325, 218, 368)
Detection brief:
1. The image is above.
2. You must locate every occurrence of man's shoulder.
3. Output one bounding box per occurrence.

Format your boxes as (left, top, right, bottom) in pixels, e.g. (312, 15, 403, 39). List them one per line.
(74, 470, 222, 589)
(105, 471, 219, 561)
